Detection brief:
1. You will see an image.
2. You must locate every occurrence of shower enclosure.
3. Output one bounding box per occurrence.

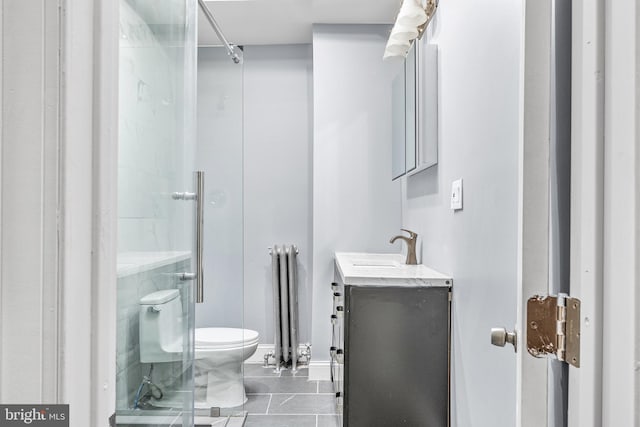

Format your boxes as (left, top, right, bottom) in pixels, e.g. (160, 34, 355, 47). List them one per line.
(195, 44, 246, 416)
(116, 0, 198, 424)
(116, 0, 247, 423)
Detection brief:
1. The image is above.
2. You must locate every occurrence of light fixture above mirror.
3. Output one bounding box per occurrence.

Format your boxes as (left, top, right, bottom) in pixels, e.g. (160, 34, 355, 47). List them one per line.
(383, 0, 438, 60)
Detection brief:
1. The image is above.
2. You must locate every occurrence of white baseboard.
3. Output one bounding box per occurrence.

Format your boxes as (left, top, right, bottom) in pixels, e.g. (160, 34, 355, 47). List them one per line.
(308, 361, 331, 381)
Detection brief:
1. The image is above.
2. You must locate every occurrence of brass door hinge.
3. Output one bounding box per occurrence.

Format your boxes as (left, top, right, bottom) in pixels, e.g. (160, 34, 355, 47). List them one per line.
(527, 294, 580, 367)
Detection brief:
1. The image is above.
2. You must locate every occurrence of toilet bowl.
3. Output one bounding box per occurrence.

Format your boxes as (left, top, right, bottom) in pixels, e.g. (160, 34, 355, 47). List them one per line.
(138, 290, 260, 409)
(194, 328, 259, 408)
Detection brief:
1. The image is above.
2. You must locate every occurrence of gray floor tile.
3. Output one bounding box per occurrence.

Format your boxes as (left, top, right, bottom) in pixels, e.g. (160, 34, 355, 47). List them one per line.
(317, 381, 334, 393)
(280, 367, 309, 378)
(244, 414, 315, 427)
(225, 416, 246, 427)
(268, 394, 337, 415)
(244, 394, 271, 414)
(194, 416, 228, 426)
(222, 394, 269, 416)
(245, 377, 317, 394)
(317, 415, 341, 427)
(244, 364, 281, 378)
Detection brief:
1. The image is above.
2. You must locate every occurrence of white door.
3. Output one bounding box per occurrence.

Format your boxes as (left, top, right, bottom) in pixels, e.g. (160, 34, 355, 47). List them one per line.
(513, 1, 560, 425)
(495, 1, 579, 426)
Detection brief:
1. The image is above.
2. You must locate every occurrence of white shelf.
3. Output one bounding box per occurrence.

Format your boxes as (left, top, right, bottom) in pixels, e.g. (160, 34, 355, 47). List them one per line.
(117, 251, 191, 278)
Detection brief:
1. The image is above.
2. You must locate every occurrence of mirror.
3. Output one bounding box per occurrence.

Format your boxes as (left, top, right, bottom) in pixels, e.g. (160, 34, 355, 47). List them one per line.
(391, 43, 417, 180)
(391, 62, 406, 179)
(391, 40, 438, 180)
(405, 43, 417, 174)
(412, 40, 438, 175)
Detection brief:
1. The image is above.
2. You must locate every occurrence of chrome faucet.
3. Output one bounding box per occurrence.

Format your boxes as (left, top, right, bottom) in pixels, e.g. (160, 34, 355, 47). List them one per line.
(390, 229, 418, 265)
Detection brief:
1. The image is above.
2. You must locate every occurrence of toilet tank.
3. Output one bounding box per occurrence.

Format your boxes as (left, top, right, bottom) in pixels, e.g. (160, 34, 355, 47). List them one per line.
(139, 289, 184, 363)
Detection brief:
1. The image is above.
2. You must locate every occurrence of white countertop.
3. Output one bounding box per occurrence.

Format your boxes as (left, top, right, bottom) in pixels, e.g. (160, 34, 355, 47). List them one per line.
(117, 251, 191, 278)
(334, 252, 452, 287)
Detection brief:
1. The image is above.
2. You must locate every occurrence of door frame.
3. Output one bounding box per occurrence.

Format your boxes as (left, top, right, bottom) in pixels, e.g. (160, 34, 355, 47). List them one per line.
(568, 0, 639, 425)
(59, 0, 119, 425)
(0, 0, 118, 424)
(568, 0, 605, 425)
(56, 0, 639, 425)
(599, 0, 639, 425)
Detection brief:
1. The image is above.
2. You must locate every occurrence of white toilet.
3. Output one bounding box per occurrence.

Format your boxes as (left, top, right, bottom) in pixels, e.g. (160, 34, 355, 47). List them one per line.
(194, 327, 259, 408)
(139, 289, 259, 408)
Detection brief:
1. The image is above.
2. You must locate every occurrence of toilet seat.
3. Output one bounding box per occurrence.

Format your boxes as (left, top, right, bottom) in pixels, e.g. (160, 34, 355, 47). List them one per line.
(195, 327, 259, 350)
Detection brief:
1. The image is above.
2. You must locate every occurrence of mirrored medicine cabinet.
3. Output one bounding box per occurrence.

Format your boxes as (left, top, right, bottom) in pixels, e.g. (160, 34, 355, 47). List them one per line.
(391, 40, 438, 180)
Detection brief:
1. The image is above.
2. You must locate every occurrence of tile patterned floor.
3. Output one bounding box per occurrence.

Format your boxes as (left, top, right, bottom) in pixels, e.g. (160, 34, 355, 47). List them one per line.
(194, 416, 245, 427)
(242, 364, 341, 427)
(121, 364, 339, 427)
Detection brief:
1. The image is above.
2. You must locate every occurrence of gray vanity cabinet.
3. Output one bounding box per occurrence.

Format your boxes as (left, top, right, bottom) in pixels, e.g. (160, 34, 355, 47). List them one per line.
(331, 272, 451, 427)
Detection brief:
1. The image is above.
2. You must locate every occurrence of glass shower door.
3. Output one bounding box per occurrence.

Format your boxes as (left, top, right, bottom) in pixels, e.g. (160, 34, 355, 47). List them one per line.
(116, 0, 198, 425)
(195, 45, 245, 417)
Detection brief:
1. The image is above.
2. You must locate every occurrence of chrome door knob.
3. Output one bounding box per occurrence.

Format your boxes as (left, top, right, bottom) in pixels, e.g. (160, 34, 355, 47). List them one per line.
(491, 327, 517, 352)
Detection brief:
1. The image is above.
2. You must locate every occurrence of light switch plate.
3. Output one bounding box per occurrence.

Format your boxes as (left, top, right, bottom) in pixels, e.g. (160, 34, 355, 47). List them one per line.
(451, 178, 463, 210)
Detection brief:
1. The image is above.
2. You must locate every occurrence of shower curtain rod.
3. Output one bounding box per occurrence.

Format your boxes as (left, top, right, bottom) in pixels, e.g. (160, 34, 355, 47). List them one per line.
(197, 0, 242, 64)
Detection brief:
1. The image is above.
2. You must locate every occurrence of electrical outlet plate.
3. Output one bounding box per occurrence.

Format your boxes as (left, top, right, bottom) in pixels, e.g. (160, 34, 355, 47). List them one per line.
(451, 179, 463, 210)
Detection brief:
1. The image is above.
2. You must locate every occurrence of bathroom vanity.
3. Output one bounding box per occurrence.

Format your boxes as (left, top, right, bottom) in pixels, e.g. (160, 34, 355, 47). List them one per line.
(331, 253, 452, 427)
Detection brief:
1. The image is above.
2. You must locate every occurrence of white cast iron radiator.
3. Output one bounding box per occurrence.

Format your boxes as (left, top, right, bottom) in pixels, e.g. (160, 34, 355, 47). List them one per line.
(269, 244, 300, 371)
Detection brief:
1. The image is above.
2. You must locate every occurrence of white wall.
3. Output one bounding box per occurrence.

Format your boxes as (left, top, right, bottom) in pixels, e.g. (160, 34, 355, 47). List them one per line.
(0, 0, 60, 403)
(243, 45, 314, 344)
(401, 2, 522, 426)
(311, 24, 403, 363)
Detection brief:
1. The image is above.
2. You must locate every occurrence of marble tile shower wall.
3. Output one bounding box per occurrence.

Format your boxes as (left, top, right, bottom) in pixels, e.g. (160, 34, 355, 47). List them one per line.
(118, 1, 183, 253)
(116, 259, 190, 410)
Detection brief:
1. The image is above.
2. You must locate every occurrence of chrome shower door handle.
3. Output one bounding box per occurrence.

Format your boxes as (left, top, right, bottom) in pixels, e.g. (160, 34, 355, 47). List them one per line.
(172, 172, 205, 302)
(195, 171, 205, 303)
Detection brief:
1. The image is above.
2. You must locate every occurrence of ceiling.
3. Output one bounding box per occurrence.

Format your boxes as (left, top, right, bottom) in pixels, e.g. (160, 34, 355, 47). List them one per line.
(198, 0, 400, 46)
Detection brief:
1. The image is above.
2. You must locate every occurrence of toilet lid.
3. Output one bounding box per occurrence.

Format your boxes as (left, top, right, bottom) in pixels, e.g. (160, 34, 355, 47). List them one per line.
(195, 327, 259, 348)
(139, 289, 179, 305)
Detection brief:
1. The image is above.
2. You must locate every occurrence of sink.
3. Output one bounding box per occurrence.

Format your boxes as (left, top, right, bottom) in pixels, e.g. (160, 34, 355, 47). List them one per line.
(351, 259, 401, 268)
(334, 252, 452, 286)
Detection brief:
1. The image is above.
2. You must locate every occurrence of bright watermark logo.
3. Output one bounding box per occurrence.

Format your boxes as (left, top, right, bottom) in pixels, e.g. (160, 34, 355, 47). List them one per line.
(0, 405, 68, 426)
